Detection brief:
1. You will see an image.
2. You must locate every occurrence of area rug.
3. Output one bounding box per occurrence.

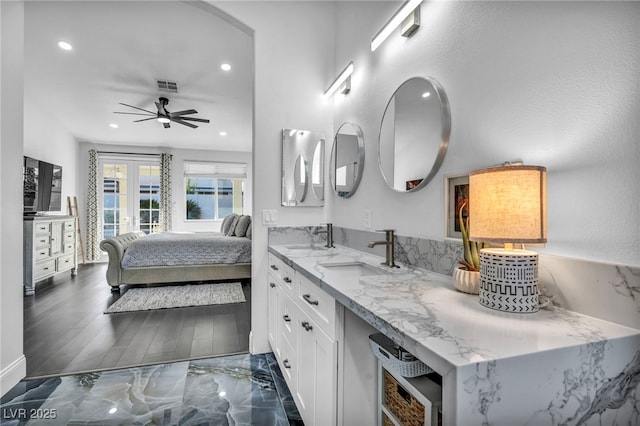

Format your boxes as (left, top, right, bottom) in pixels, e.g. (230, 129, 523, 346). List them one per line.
(105, 282, 246, 314)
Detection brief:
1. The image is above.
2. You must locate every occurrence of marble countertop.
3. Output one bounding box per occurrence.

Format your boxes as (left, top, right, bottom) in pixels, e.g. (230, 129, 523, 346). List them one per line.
(268, 243, 640, 375)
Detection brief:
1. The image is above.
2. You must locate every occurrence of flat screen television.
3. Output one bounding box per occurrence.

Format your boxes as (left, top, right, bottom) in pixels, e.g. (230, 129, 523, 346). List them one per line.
(23, 156, 62, 213)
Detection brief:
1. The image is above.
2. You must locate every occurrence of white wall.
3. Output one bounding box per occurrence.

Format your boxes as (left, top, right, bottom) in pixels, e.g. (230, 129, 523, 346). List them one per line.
(331, 1, 640, 267)
(0, 1, 26, 396)
(24, 98, 78, 215)
(211, 1, 335, 353)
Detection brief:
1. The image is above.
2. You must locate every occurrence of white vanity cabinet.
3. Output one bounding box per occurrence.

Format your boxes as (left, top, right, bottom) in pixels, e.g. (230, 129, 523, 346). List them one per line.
(267, 253, 341, 426)
(23, 216, 77, 295)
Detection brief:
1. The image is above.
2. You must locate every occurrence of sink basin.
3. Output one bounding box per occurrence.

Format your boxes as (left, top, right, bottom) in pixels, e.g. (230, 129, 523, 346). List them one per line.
(318, 261, 391, 277)
(285, 245, 327, 251)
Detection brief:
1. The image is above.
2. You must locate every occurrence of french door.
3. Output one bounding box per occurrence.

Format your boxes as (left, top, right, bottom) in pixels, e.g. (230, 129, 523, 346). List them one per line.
(100, 158, 160, 238)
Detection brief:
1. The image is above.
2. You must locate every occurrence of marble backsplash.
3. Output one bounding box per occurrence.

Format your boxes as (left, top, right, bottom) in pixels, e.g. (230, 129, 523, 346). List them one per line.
(268, 226, 640, 330)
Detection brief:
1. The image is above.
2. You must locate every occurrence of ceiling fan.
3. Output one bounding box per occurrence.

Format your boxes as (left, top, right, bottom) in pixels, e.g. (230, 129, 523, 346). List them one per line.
(114, 97, 210, 128)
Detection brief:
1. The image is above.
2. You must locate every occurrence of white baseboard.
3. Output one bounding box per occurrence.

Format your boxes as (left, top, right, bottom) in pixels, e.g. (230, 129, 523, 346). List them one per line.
(1, 355, 26, 397)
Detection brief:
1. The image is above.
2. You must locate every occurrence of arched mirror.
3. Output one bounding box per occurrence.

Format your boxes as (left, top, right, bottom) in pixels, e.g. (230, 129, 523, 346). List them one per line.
(293, 154, 308, 203)
(330, 122, 365, 198)
(378, 76, 450, 192)
(311, 140, 324, 200)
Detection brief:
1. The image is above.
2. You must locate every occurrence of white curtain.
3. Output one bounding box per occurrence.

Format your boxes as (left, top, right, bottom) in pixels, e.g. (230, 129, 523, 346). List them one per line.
(86, 149, 101, 261)
(159, 153, 173, 232)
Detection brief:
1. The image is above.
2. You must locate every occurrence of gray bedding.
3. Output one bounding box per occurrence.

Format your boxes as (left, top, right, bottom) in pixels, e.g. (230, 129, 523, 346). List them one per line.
(120, 232, 251, 268)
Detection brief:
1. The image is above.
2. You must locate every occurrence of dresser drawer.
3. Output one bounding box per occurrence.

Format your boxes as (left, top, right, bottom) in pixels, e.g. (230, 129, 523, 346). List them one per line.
(34, 235, 51, 249)
(298, 273, 336, 339)
(63, 230, 75, 243)
(64, 220, 75, 231)
(34, 247, 51, 260)
(34, 222, 51, 234)
(34, 259, 56, 279)
(57, 253, 75, 272)
(63, 241, 75, 253)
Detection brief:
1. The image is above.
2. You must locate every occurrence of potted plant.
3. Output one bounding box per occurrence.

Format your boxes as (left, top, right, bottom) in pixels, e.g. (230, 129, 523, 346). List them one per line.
(454, 203, 487, 294)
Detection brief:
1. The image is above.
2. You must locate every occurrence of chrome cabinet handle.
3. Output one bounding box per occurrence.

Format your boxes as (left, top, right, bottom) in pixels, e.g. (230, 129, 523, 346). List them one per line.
(270, 264, 279, 271)
(283, 277, 292, 283)
(269, 282, 276, 288)
(283, 359, 291, 369)
(303, 294, 319, 306)
(301, 321, 313, 332)
(283, 315, 291, 322)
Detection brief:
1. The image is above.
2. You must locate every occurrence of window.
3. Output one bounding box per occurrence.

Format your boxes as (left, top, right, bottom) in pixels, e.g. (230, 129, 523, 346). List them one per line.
(184, 161, 246, 220)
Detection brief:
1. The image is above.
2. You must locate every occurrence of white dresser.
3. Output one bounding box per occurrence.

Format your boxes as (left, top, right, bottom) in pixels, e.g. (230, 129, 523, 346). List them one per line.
(23, 216, 77, 295)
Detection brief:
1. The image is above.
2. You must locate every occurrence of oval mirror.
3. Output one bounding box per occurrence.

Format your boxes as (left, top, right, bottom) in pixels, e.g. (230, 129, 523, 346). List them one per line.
(293, 154, 308, 203)
(378, 76, 450, 192)
(330, 122, 365, 198)
(311, 139, 324, 200)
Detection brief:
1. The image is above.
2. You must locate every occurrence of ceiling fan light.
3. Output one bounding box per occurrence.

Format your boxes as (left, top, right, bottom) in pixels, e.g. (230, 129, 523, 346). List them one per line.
(157, 117, 170, 124)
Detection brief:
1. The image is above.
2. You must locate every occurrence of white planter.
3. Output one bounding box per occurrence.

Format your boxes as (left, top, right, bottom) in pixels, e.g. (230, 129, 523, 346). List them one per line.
(453, 266, 480, 294)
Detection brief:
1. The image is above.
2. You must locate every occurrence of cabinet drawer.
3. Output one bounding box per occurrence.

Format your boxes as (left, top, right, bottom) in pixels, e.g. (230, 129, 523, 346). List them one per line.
(63, 241, 75, 253)
(63, 230, 75, 243)
(57, 253, 75, 271)
(34, 259, 56, 279)
(34, 235, 51, 248)
(268, 253, 295, 294)
(279, 293, 298, 349)
(298, 274, 336, 339)
(64, 220, 75, 231)
(34, 247, 51, 260)
(279, 335, 297, 388)
(34, 222, 51, 234)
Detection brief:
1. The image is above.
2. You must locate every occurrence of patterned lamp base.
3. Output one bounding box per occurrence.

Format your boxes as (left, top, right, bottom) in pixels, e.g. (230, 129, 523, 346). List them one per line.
(478, 248, 539, 313)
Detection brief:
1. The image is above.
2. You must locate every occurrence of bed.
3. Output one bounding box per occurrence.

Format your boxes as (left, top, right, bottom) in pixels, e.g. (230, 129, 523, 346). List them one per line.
(100, 215, 252, 292)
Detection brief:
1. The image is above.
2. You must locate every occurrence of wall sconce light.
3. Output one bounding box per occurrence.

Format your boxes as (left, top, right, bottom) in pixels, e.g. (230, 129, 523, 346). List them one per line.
(324, 61, 354, 98)
(371, 0, 423, 52)
(469, 164, 547, 314)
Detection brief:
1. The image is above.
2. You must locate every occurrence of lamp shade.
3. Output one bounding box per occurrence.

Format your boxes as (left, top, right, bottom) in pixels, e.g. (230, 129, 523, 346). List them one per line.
(469, 165, 547, 244)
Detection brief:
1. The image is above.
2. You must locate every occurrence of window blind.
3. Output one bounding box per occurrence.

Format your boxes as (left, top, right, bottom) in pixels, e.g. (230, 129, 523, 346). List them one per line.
(184, 161, 247, 178)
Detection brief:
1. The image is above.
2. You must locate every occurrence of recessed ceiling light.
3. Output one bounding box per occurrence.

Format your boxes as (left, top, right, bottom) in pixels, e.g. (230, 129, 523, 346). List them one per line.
(58, 41, 72, 51)
(219, 131, 227, 136)
(422, 92, 431, 98)
(109, 123, 118, 129)
(220, 63, 231, 71)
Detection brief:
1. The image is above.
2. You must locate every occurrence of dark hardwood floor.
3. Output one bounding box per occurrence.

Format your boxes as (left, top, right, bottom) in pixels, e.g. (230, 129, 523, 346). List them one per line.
(23, 263, 251, 378)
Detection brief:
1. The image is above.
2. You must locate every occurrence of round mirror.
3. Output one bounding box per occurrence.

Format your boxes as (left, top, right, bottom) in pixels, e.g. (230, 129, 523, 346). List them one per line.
(378, 76, 450, 192)
(293, 154, 308, 203)
(330, 122, 365, 198)
(311, 139, 324, 200)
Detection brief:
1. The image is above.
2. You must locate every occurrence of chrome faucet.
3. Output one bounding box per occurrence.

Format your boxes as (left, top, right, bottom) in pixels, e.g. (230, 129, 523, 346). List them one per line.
(314, 223, 334, 248)
(368, 229, 399, 268)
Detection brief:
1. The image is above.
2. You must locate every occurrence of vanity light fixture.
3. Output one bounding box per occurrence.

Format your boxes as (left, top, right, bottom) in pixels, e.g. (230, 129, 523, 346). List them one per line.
(371, 0, 422, 52)
(469, 164, 547, 314)
(324, 61, 354, 98)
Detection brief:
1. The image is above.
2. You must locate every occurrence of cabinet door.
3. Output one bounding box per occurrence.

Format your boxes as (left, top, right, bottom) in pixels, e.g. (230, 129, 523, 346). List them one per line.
(50, 222, 63, 255)
(268, 277, 280, 356)
(297, 316, 337, 426)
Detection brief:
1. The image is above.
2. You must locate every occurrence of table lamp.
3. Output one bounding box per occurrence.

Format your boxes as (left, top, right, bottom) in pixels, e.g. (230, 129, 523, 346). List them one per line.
(469, 164, 547, 313)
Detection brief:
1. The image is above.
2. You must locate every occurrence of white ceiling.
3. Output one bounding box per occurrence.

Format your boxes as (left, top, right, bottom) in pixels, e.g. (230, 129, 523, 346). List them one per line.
(24, 1, 253, 152)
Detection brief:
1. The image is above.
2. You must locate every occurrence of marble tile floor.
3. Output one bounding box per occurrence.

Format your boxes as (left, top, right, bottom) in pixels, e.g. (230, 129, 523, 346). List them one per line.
(1, 353, 303, 426)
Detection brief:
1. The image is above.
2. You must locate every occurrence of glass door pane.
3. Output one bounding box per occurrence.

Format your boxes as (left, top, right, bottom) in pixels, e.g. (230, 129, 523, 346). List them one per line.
(102, 163, 129, 238)
(138, 164, 160, 234)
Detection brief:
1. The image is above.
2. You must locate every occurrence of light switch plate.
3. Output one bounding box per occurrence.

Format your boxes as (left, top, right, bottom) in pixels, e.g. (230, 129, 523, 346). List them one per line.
(363, 209, 371, 229)
(262, 210, 278, 225)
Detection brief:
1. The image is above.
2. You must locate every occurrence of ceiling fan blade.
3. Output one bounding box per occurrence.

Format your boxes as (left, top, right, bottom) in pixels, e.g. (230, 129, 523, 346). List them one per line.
(178, 117, 210, 123)
(119, 103, 156, 114)
(163, 122, 170, 129)
(169, 109, 197, 117)
(170, 117, 198, 128)
(133, 117, 158, 123)
(113, 112, 155, 116)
